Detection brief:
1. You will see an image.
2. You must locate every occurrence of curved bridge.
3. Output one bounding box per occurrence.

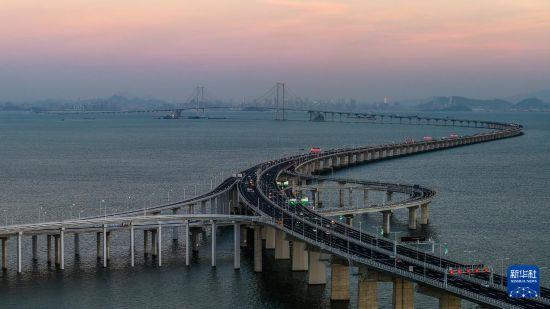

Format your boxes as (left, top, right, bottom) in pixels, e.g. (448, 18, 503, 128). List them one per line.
(0, 113, 547, 308)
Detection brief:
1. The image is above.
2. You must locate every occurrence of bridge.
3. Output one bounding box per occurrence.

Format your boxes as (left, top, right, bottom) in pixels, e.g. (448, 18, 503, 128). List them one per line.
(1, 110, 548, 309)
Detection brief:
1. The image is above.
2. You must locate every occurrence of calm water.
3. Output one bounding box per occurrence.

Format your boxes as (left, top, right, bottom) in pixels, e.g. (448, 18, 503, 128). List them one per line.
(0, 110, 548, 308)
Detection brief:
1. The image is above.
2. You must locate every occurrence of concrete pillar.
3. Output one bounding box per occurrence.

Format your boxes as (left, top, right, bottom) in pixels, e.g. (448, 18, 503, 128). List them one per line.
(292, 241, 308, 271)
(130, 223, 135, 267)
(331, 263, 350, 300)
(348, 188, 353, 208)
(345, 215, 354, 226)
(200, 200, 207, 214)
(47, 235, 52, 264)
(308, 251, 327, 285)
(421, 203, 429, 225)
(143, 230, 149, 256)
(172, 208, 179, 241)
(74, 233, 80, 257)
(211, 220, 216, 267)
(274, 230, 290, 259)
(157, 224, 162, 267)
(439, 293, 461, 309)
(1, 237, 7, 270)
(151, 230, 158, 257)
(265, 226, 276, 249)
(363, 188, 369, 205)
(17, 232, 22, 273)
(185, 220, 190, 266)
(32, 235, 38, 261)
(60, 228, 65, 270)
(234, 223, 240, 269)
(102, 225, 107, 267)
(339, 188, 344, 208)
(106, 231, 111, 260)
(54, 235, 60, 266)
(393, 277, 415, 309)
(96, 232, 102, 260)
(382, 211, 391, 235)
(254, 226, 262, 272)
(358, 268, 379, 309)
(317, 189, 323, 208)
(408, 207, 418, 230)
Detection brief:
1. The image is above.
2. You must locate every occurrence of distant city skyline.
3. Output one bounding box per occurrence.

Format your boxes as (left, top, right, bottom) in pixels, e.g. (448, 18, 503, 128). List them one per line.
(1, 0, 549, 102)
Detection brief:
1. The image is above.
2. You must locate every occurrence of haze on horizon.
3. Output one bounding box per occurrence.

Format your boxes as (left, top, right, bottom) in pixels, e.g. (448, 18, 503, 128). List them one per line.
(1, 0, 549, 102)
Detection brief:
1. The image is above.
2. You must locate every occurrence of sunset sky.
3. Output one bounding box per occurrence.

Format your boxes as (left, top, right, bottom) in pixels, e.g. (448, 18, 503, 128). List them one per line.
(1, 0, 549, 102)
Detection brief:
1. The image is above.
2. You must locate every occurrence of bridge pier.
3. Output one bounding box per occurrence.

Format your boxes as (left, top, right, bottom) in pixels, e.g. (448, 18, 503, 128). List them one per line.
(32, 235, 37, 261)
(291, 241, 308, 271)
(265, 226, 276, 249)
(151, 229, 158, 257)
(348, 188, 353, 208)
(1, 237, 7, 270)
(254, 226, 262, 272)
(102, 225, 108, 267)
(184, 220, 190, 266)
(308, 251, 327, 285)
(96, 232, 102, 260)
(233, 223, 240, 269)
(421, 203, 429, 225)
(16, 232, 22, 273)
(157, 223, 162, 267)
(143, 230, 149, 256)
(172, 208, 179, 241)
(54, 234, 60, 267)
(393, 277, 415, 309)
(408, 206, 418, 230)
(382, 211, 391, 235)
(47, 235, 52, 264)
(417, 284, 461, 309)
(357, 267, 393, 309)
(274, 230, 290, 259)
(339, 184, 345, 208)
(240, 225, 248, 247)
(363, 188, 369, 205)
(331, 261, 350, 300)
(130, 223, 135, 267)
(211, 220, 216, 267)
(74, 233, 80, 257)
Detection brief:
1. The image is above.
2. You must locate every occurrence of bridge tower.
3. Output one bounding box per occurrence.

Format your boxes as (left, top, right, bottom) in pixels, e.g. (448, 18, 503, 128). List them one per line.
(275, 82, 286, 121)
(195, 86, 205, 116)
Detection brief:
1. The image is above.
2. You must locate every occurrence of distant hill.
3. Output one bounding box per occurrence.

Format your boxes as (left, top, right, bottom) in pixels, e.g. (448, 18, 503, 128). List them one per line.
(511, 98, 550, 111)
(507, 89, 550, 103)
(417, 96, 512, 112)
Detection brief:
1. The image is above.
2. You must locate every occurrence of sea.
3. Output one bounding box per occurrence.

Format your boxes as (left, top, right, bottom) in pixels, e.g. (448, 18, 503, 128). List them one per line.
(0, 110, 548, 308)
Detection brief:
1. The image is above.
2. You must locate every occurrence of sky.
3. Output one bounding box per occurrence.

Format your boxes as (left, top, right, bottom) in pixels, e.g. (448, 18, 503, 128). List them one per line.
(1, 0, 549, 102)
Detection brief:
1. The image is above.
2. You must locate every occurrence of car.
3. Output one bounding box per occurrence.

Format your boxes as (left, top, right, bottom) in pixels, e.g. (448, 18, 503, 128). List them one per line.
(481, 283, 490, 288)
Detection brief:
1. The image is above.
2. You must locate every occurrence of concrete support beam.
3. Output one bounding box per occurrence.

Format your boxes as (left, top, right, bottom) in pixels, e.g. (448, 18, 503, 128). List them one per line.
(308, 251, 327, 285)
(102, 225, 107, 267)
(1, 237, 7, 270)
(265, 226, 276, 249)
(385, 191, 393, 203)
(408, 206, 418, 230)
(130, 223, 135, 267)
(211, 220, 216, 267)
(234, 223, 240, 269)
(143, 230, 149, 256)
(382, 211, 391, 235)
(47, 235, 52, 264)
(185, 220, 190, 266)
(358, 268, 379, 309)
(274, 230, 290, 259)
(291, 241, 308, 271)
(60, 228, 65, 270)
(172, 208, 179, 241)
(393, 277, 415, 309)
(331, 263, 350, 300)
(17, 232, 22, 273)
(32, 235, 37, 261)
(74, 233, 80, 257)
(157, 223, 162, 267)
(421, 203, 430, 225)
(254, 226, 262, 272)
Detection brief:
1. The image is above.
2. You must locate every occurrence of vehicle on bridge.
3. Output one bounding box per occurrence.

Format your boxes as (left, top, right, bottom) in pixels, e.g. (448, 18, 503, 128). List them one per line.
(309, 147, 321, 155)
(405, 137, 415, 144)
(423, 136, 433, 141)
(450, 133, 459, 139)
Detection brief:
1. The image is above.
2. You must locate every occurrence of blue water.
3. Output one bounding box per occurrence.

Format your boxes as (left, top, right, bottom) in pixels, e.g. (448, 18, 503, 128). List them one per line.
(0, 110, 548, 308)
